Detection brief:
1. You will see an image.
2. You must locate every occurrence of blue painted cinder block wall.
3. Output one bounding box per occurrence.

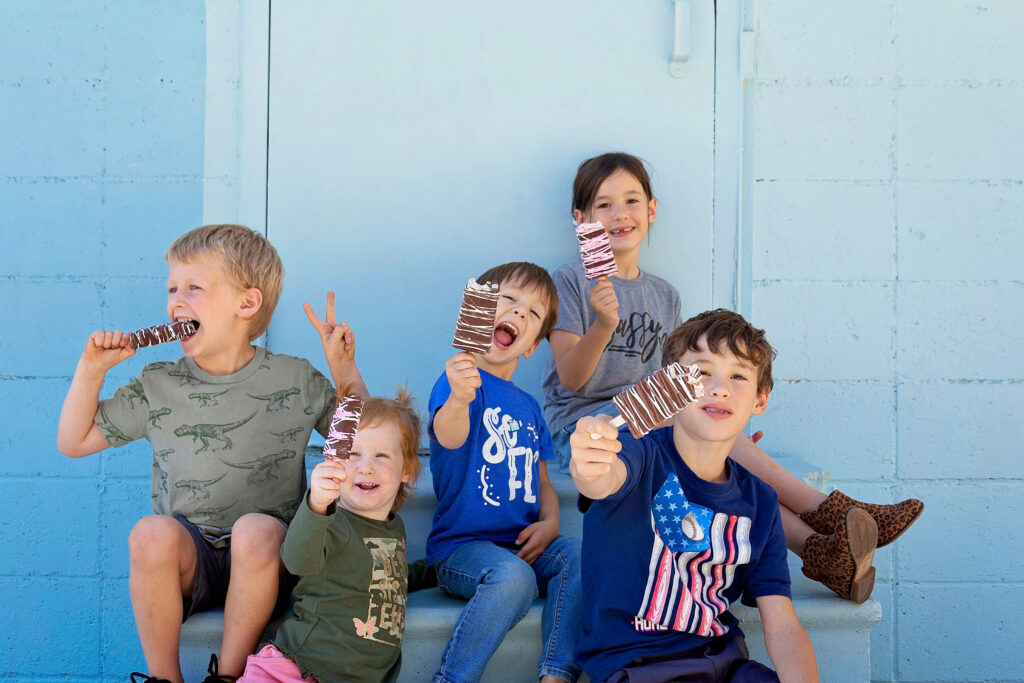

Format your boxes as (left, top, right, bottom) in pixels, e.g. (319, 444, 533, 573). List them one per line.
(748, 2, 1024, 681)
(0, 1, 207, 678)
(2, 2, 1021, 682)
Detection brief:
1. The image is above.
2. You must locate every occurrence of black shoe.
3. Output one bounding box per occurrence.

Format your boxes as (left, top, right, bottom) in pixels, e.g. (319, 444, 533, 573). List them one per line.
(129, 674, 171, 683)
(201, 654, 238, 683)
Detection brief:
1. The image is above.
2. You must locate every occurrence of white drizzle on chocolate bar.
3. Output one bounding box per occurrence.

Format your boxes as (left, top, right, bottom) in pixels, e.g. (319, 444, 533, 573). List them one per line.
(611, 363, 705, 438)
(576, 222, 618, 280)
(323, 395, 362, 461)
(452, 278, 500, 354)
(128, 320, 197, 349)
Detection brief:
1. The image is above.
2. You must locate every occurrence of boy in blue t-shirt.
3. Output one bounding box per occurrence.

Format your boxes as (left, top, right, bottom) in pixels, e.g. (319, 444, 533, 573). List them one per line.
(571, 309, 826, 682)
(427, 262, 582, 683)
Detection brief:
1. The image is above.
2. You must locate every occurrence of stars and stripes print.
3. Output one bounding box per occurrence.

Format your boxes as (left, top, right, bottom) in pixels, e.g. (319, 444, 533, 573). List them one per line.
(631, 474, 753, 636)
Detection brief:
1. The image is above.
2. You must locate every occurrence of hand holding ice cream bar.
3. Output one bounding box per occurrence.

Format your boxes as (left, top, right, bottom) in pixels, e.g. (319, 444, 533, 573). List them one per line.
(323, 394, 362, 461)
(452, 278, 500, 355)
(128, 320, 197, 349)
(600, 363, 704, 439)
(576, 221, 618, 280)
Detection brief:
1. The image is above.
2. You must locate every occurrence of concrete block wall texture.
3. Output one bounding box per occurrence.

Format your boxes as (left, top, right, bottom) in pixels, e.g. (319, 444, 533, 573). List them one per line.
(750, 1, 1024, 680)
(0, 1, 206, 680)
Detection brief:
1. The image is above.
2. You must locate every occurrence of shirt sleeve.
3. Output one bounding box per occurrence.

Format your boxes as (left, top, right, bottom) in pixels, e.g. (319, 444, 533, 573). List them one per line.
(426, 372, 453, 440)
(551, 264, 586, 337)
(281, 493, 351, 576)
(741, 497, 792, 605)
(94, 376, 150, 447)
(308, 364, 337, 437)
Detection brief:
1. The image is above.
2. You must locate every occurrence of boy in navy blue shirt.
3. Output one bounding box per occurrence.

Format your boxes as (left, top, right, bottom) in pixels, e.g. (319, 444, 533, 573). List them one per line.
(570, 309, 822, 682)
(427, 262, 582, 683)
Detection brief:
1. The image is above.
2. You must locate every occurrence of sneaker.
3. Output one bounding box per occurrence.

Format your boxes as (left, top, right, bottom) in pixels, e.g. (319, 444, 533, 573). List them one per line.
(129, 674, 171, 683)
(201, 654, 238, 683)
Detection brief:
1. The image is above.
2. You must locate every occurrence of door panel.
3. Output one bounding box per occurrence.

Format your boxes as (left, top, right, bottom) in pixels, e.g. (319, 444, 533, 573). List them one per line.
(267, 0, 715, 406)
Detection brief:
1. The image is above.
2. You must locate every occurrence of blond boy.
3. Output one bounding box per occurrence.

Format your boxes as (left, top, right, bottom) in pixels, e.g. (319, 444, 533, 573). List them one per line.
(58, 224, 365, 683)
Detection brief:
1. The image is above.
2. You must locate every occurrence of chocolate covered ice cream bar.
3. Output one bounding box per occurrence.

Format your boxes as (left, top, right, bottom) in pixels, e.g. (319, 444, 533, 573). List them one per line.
(323, 394, 362, 461)
(608, 363, 704, 438)
(576, 222, 618, 280)
(452, 278, 500, 354)
(128, 320, 197, 349)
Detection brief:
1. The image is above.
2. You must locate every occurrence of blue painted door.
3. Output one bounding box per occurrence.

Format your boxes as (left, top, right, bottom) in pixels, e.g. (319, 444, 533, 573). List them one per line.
(266, 0, 716, 409)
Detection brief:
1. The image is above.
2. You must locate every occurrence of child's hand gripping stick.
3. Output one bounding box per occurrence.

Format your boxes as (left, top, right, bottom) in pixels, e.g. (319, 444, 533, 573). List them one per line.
(594, 363, 705, 439)
(128, 320, 197, 349)
(323, 394, 362, 461)
(452, 278, 500, 355)
(576, 222, 618, 280)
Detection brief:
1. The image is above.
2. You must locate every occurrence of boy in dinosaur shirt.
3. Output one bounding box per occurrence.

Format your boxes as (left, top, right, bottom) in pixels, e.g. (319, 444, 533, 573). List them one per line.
(57, 224, 366, 683)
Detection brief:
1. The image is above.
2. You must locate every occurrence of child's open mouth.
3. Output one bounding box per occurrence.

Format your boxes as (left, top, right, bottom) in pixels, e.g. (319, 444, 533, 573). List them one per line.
(609, 226, 634, 236)
(492, 322, 519, 350)
(355, 481, 379, 491)
(702, 404, 733, 418)
(175, 319, 200, 340)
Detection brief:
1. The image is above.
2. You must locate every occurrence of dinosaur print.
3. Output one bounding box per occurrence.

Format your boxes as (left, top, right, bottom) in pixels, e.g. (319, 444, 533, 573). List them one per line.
(123, 378, 149, 408)
(256, 500, 300, 521)
(173, 411, 257, 453)
(188, 389, 230, 407)
(153, 448, 174, 463)
(175, 473, 228, 501)
(149, 407, 172, 428)
(97, 407, 132, 445)
(304, 405, 315, 415)
(247, 387, 300, 411)
(153, 461, 169, 493)
(168, 368, 204, 386)
(272, 427, 305, 443)
(221, 449, 298, 484)
(194, 502, 236, 523)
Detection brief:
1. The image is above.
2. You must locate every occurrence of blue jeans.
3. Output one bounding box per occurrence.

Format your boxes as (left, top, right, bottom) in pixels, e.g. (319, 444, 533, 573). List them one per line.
(553, 402, 617, 474)
(433, 537, 583, 682)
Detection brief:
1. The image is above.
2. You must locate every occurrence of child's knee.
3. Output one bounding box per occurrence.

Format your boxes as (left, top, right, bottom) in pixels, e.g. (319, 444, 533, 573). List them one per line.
(484, 557, 539, 604)
(230, 513, 286, 566)
(128, 514, 186, 563)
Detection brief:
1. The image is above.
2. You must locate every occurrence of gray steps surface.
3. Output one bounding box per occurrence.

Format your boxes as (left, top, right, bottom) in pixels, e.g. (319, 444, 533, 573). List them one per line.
(179, 452, 880, 682)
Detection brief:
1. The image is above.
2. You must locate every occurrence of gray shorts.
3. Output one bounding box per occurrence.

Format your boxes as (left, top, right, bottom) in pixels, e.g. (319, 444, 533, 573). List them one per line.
(174, 514, 295, 621)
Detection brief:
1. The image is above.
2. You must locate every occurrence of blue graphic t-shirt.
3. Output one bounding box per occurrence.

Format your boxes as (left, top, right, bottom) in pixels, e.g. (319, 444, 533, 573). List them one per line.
(425, 369, 554, 566)
(577, 427, 790, 682)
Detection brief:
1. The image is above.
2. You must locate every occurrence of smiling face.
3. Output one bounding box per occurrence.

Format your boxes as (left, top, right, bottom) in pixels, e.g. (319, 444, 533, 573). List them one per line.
(336, 419, 411, 521)
(166, 253, 260, 373)
(476, 278, 551, 380)
(672, 335, 769, 447)
(573, 168, 658, 259)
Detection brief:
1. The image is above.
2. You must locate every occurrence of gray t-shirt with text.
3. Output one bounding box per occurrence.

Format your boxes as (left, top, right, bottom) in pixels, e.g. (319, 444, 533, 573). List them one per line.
(541, 262, 682, 433)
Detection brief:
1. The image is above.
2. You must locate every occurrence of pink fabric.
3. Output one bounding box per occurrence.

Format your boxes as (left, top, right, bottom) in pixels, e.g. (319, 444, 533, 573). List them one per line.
(237, 644, 318, 683)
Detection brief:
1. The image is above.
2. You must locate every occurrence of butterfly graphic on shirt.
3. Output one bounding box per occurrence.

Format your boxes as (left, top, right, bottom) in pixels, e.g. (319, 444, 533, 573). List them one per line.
(353, 615, 379, 639)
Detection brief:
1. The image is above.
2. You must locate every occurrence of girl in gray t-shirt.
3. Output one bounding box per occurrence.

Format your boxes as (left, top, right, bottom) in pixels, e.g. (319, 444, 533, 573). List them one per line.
(542, 152, 923, 603)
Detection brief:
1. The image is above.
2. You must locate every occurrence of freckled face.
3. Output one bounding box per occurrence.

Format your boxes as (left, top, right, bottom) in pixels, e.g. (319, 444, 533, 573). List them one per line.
(335, 421, 410, 521)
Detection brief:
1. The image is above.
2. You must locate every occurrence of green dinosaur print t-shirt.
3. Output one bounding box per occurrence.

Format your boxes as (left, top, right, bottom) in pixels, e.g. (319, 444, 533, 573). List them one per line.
(96, 347, 336, 547)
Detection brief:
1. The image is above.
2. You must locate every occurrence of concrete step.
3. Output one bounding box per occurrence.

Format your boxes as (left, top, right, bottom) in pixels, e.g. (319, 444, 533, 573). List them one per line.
(180, 452, 880, 682)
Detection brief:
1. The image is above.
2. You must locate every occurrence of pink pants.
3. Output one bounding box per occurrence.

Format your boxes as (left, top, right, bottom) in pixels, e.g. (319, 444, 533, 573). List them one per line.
(237, 644, 318, 683)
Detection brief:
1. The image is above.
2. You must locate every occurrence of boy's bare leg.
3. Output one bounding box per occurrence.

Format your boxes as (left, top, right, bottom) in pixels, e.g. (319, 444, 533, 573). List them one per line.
(219, 513, 288, 676)
(129, 515, 198, 683)
(729, 437, 826, 515)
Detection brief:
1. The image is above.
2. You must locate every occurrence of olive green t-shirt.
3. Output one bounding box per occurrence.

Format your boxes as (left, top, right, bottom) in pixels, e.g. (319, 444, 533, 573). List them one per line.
(275, 499, 408, 683)
(96, 347, 335, 546)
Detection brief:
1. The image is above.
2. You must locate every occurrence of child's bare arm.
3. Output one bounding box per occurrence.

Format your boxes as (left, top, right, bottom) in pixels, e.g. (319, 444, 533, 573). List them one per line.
(550, 279, 619, 391)
(757, 595, 820, 682)
(57, 330, 136, 458)
(432, 352, 480, 450)
(304, 292, 369, 397)
(569, 416, 627, 500)
(515, 460, 560, 563)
